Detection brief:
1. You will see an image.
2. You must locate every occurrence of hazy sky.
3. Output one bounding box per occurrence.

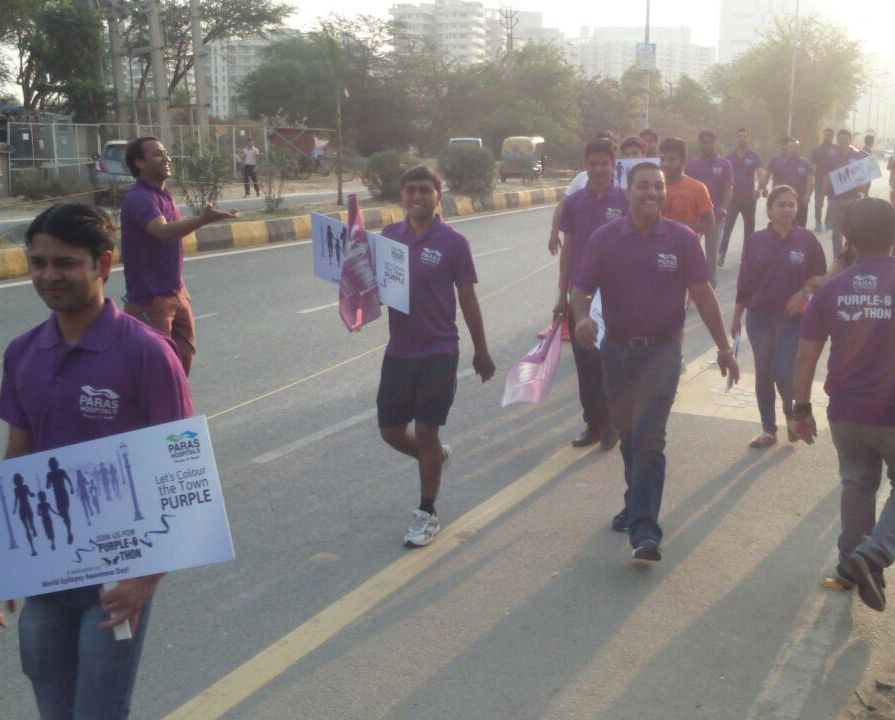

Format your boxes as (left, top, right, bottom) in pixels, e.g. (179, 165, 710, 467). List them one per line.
(288, 0, 895, 56)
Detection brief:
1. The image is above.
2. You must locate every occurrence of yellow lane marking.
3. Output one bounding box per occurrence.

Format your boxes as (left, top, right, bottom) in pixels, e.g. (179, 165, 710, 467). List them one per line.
(162, 444, 587, 720)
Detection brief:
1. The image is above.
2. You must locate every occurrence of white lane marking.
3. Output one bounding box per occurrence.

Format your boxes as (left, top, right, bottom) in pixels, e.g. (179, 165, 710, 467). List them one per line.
(194, 312, 219, 321)
(473, 247, 512, 258)
(251, 368, 475, 464)
(297, 301, 339, 315)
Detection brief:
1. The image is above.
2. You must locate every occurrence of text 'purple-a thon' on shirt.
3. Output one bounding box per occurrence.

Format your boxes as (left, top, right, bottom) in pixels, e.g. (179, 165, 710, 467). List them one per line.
(736, 225, 827, 314)
(800, 255, 895, 426)
(573, 216, 709, 339)
(119, 177, 185, 304)
(380, 216, 477, 360)
(0, 299, 193, 453)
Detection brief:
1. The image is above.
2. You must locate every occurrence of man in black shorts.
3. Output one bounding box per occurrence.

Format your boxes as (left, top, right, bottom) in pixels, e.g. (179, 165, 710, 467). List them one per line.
(378, 166, 495, 546)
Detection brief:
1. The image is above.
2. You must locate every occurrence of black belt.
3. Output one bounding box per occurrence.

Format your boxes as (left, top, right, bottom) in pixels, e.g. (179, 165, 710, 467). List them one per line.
(606, 331, 682, 349)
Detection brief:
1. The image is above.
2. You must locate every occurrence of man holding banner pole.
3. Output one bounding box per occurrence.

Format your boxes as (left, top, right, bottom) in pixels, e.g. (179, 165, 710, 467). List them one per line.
(377, 166, 495, 548)
(0, 204, 193, 718)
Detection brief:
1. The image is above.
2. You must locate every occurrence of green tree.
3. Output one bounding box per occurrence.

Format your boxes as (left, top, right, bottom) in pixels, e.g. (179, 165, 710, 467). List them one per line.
(708, 13, 864, 146)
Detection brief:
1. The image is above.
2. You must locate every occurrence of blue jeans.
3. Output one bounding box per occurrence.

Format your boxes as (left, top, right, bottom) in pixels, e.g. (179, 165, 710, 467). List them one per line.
(831, 421, 895, 568)
(601, 339, 682, 546)
(745, 311, 801, 434)
(19, 586, 152, 720)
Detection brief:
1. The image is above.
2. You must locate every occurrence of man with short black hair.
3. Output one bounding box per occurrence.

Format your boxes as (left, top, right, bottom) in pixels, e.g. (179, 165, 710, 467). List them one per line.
(555, 139, 627, 450)
(719, 128, 764, 266)
(120, 136, 236, 375)
(0, 203, 193, 717)
(377, 165, 495, 547)
(792, 197, 895, 612)
(824, 129, 869, 258)
(764, 138, 815, 228)
(639, 129, 659, 158)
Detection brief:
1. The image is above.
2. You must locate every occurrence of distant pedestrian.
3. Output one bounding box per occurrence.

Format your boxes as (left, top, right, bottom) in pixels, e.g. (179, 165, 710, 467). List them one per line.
(810, 128, 836, 232)
(730, 185, 826, 448)
(659, 137, 714, 238)
(791, 198, 895, 612)
(719, 128, 764, 267)
(570, 162, 739, 561)
(685, 130, 733, 286)
(239, 137, 262, 198)
(639, 128, 659, 158)
(824, 129, 869, 259)
(763, 138, 815, 228)
(377, 166, 495, 547)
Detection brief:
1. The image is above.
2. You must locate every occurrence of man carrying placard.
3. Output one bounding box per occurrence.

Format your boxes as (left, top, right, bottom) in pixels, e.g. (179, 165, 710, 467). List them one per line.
(377, 166, 495, 547)
(0, 204, 193, 718)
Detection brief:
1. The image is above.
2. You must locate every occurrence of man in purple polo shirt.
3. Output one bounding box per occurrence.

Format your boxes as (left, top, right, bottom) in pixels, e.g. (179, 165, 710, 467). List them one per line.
(809, 128, 836, 232)
(719, 128, 764, 267)
(570, 163, 739, 561)
(762, 138, 815, 228)
(824, 129, 869, 259)
(685, 130, 733, 286)
(120, 136, 236, 376)
(0, 204, 192, 717)
(791, 198, 895, 612)
(378, 166, 495, 547)
(555, 138, 627, 450)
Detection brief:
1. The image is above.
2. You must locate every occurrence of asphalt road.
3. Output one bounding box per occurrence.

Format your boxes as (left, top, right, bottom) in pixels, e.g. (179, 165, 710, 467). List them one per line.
(0, 187, 893, 720)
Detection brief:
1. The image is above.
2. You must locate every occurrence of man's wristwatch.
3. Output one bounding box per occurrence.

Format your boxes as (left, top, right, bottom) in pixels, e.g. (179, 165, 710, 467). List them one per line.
(793, 402, 812, 420)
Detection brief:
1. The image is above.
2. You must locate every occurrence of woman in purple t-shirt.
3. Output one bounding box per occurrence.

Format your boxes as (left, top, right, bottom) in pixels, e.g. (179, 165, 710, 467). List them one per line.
(730, 185, 827, 448)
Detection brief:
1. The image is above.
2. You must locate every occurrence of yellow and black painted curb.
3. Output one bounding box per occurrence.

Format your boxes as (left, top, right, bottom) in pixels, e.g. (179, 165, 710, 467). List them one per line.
(0, 186, 565, 281)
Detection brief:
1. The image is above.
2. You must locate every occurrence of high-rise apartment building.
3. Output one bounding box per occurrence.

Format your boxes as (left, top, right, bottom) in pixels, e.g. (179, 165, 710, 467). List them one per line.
(718, 0, 815, 64)
(206, 37, 272, 119)
(566, 27, 715, 84)
(391, 0, 488, 66)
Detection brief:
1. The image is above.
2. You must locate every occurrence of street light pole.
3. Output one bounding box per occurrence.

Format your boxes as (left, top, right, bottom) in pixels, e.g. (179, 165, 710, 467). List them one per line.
(643, 0, 651, 130)
(786, 0, 800, 137)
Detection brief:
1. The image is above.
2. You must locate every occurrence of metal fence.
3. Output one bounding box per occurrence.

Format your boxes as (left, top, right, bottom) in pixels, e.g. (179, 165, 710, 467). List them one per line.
(3, 122, 267, 195)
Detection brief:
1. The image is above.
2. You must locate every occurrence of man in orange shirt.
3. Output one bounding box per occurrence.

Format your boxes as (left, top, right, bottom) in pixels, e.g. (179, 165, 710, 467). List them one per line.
(659, 137, 714, 239)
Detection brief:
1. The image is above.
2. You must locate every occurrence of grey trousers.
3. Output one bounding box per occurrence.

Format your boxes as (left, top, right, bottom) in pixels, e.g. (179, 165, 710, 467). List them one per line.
(830, 420, 895, 569)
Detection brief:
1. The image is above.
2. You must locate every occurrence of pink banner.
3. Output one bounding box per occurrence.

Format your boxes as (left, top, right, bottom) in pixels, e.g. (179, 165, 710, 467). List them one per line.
(338, 195, 382, 331)
(501, 320, 563, 406)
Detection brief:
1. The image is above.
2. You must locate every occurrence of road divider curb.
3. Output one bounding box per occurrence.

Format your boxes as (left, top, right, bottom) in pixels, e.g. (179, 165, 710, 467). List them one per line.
(0, 186, 564, 280)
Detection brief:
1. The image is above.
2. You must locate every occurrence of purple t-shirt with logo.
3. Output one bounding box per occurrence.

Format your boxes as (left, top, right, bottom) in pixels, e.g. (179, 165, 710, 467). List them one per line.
(120, 178, 184, 304)
(809, 142, 835, 179)
(736, 225, 827, 314)
(0, 299, 193, 452)
(725, 149, 763, 198)
(573, 216, 709, 338)
(767, 156, 814, 197)
(800, 256, 895, 426)
(381, 216, 477, 359)
(685, 156, 734, 208)
(826, 145, 869, 200)
(559, 184, 628, 271)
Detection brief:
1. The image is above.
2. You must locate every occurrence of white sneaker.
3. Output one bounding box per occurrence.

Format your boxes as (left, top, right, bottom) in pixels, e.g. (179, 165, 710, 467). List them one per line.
(441, 444, 452, 471)
(404, 509, 440, 547)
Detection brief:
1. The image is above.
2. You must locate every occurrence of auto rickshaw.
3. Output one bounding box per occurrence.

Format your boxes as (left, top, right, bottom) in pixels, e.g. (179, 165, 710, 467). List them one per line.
(499, 136, 546, 183)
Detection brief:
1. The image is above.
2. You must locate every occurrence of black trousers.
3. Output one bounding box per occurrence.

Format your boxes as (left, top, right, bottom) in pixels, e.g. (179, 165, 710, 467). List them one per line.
(568, 304, 610, 431)
(243, 164, 260, 194)
(719, 193, 757, 258)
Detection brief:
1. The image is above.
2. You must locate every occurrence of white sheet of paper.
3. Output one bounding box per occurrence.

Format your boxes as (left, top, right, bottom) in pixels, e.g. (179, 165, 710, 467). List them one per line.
(368, 231, 410, 314)
(312, 213, 348, 285)
(829, 155, 882, 196)
(0, 417, 234, 602)
(613, 157, 660, 189)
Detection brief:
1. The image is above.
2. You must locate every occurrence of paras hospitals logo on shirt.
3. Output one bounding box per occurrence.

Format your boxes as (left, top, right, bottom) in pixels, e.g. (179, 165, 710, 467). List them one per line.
(657, 253, 678, 271)
(789, 250, 805, 265)
(852, 275, 878, 291)
(167, 430, 201, 462)
(421, 248, 442, 267)
(79, 386, 120, 420)
(606, 207, 624, 222)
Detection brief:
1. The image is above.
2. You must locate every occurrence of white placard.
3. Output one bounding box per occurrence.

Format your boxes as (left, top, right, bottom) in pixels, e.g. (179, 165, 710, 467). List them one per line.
(369, 231, 410, 314)
(0, 417, 233, 601)
(829, 155, 882, 196)
(614, 157, 660, 189)
(312, 212, 348, 285)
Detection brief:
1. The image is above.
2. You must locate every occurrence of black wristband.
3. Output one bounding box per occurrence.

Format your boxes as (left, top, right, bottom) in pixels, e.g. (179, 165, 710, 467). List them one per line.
(793, 402, 812, 419)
